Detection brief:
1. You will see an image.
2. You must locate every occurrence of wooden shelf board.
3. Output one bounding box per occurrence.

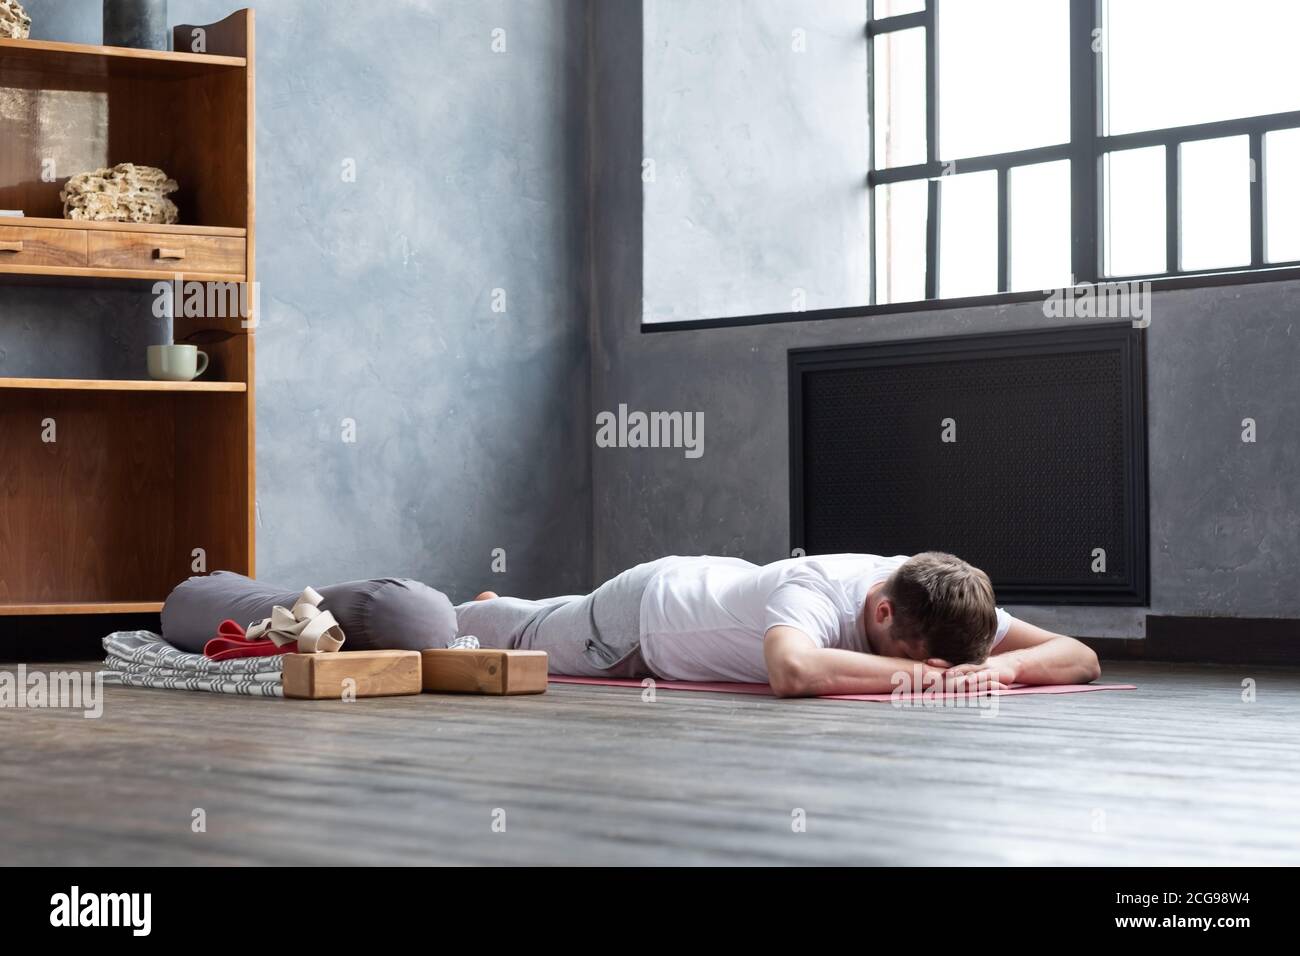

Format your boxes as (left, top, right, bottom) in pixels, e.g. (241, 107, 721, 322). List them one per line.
(0, 37, 246, 77)
(9, 217, 247, 238)
(0, 263, 246, 283)
(0, 377, 246, 393)
(0, 601, 164, 616)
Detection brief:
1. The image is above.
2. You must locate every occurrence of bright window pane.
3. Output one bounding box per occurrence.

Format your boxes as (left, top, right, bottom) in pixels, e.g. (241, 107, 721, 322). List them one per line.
(1179, 136, 1250, 272)
(1104, 147, 1166, 277)
(874, 0, 924, 17)
(875, 180, 928, 303)
(1105, 0, 1300, 135)
(1266, 128, 1300, 263)
(874, 28, 926, 168)
(939, 0, 1069, 157)
(1010, 160, 1071, 291)
(939, 170, 997, 298)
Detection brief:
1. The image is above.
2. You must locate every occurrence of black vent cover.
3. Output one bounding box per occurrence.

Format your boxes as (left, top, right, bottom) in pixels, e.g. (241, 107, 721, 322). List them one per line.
(789, 325, 1147, 605)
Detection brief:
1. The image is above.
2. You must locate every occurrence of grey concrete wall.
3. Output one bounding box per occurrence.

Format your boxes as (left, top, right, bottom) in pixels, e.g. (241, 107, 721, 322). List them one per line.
(642, 0, 870, 322)
(593, 2, 1300, 638)
(4, 0, 592, 602)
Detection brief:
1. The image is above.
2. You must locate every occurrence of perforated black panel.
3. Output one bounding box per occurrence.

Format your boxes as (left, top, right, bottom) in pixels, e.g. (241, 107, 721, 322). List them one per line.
(789, 326, 1148, 605)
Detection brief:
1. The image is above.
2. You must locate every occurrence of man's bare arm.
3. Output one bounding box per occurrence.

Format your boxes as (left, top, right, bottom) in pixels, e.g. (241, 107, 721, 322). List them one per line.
(936, 618, 1101, 686)
(762, 626, 1006, 698)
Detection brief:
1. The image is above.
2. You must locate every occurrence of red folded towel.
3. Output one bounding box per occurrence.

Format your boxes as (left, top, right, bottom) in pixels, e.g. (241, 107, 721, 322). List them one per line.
(202, 619, 292, 661)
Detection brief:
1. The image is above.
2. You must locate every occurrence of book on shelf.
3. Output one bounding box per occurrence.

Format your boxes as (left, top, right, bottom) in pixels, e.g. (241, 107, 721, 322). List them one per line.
(0, 210, 25, 218)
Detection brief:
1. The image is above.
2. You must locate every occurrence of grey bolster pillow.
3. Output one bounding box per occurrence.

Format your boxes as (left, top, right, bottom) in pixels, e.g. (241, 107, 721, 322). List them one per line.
(161, 571, 457, 654)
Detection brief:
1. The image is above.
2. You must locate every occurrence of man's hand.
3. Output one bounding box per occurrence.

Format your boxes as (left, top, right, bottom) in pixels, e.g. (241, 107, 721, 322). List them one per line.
(928, 655, 1021, 687)
(898, 660, 1009, 694)
(930, 619, 1101, 687)
(764, 626, 1011, 697)
(764, 626, 956, 697)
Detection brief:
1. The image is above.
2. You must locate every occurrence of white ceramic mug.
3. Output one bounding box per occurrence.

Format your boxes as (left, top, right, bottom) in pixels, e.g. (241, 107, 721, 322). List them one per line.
(147, 344, 209, 382)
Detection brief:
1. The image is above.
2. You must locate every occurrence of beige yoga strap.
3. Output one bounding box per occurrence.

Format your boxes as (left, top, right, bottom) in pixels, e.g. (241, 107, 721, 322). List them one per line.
(245, 586, 345, 654)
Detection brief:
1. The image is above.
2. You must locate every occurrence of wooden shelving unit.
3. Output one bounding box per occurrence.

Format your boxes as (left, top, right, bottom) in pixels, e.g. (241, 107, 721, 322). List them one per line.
(0, 11, 257, 619)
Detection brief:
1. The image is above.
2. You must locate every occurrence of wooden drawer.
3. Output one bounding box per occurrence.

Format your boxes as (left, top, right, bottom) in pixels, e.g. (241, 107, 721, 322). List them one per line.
(0, 224, 87, 268)
(87, 231, 246, 277)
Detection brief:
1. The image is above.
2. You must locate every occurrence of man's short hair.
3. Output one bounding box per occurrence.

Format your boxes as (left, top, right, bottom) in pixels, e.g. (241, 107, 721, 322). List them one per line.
(883, 552, 998, 664)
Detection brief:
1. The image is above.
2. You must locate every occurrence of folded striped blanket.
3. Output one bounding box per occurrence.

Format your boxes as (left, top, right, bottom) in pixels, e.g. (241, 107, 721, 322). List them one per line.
(101, 630, 285, 697)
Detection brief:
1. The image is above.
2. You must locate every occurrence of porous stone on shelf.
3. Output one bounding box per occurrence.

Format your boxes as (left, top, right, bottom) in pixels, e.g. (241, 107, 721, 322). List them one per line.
(60, 163, 180, 225)
(0, 0, 32, 40)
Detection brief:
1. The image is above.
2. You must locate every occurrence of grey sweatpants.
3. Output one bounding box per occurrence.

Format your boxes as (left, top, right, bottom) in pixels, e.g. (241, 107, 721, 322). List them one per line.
(453, 557, 679, 677)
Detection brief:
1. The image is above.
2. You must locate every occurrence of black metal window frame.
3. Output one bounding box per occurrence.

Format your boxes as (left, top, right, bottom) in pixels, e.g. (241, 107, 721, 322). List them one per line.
(870, 0, 1300, 297)
(647, 0, 1300, 333)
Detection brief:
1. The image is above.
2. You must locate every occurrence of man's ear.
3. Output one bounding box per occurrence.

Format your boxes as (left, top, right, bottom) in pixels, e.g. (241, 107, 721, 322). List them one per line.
(874, 596, 894, 626)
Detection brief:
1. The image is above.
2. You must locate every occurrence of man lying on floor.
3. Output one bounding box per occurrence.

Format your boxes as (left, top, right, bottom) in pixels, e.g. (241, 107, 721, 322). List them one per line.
(455, 552, 1101, 698)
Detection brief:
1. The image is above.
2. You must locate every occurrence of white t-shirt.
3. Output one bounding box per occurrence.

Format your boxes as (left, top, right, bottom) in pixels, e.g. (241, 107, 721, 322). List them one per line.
(638, 554, 1014, 683)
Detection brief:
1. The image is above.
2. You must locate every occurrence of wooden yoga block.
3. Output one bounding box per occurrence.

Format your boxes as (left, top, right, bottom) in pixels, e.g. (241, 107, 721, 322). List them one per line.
(420, 649, 549, 696)
(282, 650, 422, 700)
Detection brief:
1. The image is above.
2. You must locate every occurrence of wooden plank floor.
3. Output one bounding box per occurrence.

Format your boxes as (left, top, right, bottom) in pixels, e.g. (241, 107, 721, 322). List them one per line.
(3, 661, 1298, 865)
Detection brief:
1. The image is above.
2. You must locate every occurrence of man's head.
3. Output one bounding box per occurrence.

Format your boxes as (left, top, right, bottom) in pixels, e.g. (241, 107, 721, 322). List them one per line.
(866, 552, 998, 665)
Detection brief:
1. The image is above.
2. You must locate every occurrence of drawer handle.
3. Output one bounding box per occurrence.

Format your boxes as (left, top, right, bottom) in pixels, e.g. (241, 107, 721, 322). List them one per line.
(154, 247, 187, 261)
(0, 240, 22, 254)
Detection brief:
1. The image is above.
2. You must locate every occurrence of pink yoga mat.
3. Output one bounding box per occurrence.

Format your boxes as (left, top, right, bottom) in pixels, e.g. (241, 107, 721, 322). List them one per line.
(549, 676, 1136, 702)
